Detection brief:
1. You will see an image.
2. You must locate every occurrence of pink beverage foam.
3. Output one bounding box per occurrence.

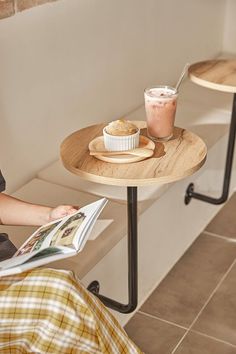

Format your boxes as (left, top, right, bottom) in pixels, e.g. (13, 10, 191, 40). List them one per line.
(145, 87, 177, 140)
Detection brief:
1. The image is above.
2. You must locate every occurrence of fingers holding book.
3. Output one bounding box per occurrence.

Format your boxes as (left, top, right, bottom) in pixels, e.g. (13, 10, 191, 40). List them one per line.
(49, 205, 79, 222)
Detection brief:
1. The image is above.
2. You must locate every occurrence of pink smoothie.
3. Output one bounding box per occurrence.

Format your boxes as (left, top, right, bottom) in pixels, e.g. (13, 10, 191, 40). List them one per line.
(144, 86, 178, 141)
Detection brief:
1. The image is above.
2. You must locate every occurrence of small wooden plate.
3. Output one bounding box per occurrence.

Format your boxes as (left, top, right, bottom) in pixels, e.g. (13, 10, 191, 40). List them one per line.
(88, 135, 155, 163)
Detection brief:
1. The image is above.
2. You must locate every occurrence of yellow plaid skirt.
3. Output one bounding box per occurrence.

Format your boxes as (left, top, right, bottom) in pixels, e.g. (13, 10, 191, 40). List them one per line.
(0, 268, 142, 353)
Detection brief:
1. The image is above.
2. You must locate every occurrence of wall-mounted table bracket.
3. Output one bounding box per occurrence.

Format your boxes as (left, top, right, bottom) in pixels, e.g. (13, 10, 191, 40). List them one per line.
(87, 187, 138, 314)
(185, 93, 236, 205)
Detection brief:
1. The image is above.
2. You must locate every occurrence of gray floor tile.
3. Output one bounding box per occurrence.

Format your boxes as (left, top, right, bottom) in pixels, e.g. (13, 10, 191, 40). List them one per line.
(140, 234, 236, 327)
(174, 331, 236, 354)
(205, 192, 236, 238)
(193, 263, 236, 346)
(125, 312, 185, 354)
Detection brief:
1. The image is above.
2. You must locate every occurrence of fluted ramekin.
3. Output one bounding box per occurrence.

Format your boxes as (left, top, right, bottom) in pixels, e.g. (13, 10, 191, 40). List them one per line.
(103, 127, 140, 151)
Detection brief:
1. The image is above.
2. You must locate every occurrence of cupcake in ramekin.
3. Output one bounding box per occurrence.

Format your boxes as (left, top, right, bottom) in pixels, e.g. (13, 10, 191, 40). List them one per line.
(103, 119, 140, 151)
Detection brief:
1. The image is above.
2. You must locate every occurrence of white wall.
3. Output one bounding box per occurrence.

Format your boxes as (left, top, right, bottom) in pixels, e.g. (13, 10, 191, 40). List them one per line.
(0, 0, 226, 192)
(222, 0, 236, 54)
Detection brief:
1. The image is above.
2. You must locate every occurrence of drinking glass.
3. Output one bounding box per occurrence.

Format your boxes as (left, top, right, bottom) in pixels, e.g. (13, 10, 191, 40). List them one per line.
(144, 86, 178, 141)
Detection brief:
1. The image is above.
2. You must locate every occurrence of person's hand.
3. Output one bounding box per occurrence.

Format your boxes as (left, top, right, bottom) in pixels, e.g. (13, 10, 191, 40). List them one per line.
(48, 205, 78, 222)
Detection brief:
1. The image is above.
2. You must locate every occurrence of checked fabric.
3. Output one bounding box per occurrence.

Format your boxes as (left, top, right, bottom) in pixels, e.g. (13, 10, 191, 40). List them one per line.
(0, 268, 142, 354)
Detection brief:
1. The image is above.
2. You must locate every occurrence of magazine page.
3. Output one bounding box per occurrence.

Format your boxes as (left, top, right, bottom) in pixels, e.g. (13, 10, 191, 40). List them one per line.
(14, 219, 63, 257)
(74, 199, 108, 251)
(0, 245, 74, 271)
(72, 198, 108, 251)
(0, 247, 76, 277)
(44, 198, 108, 252)
(0, 219, 65, 270)
(48, 210, 87, 249)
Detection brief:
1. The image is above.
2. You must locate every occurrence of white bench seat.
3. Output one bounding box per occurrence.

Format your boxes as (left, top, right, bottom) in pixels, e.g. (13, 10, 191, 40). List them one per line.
(38, 160, 169, 204)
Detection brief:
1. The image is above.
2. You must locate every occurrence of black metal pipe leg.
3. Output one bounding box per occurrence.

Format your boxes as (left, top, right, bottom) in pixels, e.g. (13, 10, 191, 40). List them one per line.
(185, 93, 236, 205)
(87, 187, 138, 313)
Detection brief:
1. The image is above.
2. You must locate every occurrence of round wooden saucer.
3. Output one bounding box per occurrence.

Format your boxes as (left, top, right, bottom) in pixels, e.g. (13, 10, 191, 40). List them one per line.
(88, 135, 155, 164)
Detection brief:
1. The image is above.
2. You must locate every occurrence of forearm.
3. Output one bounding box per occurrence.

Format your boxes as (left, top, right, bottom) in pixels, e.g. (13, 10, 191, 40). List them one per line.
(0, 193, 52, 226)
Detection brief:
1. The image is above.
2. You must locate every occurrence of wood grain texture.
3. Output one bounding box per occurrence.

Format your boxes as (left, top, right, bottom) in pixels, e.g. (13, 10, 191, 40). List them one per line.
(60, 121, 207, 187)
(188, 59, 236, 93)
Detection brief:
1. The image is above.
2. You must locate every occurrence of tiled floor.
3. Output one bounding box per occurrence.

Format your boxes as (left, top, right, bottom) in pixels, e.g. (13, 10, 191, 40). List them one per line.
(125, 192, 236, 354)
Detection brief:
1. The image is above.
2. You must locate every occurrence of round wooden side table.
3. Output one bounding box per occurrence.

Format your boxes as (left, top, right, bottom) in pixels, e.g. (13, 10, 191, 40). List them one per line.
(185, 59, 236, 205)
(61, 121, 207, 313)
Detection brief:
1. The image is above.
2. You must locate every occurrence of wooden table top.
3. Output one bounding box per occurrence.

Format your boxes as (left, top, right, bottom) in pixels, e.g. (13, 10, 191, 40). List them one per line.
(188, 59, 236, 93)
(60, 121, 207, 187)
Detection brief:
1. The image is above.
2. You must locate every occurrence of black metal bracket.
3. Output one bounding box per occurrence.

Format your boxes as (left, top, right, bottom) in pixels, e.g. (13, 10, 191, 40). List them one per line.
(87, 187, 138, 313)
(185, 93, 236, 205)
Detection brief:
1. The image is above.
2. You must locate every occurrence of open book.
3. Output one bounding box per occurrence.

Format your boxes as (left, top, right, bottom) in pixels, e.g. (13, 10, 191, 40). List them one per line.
(0, 198, 107, 277)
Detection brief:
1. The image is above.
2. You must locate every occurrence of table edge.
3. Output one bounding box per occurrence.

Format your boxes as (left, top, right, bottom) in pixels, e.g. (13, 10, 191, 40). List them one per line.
(61, 152, 207, 187)
(189, 72, 236, 93)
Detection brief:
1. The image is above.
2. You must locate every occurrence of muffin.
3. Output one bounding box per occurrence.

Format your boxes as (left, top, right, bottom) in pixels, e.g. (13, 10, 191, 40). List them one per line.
(103, 119, 140, 151)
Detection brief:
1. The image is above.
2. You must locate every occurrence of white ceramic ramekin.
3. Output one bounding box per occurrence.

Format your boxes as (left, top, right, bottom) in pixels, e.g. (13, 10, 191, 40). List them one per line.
(103, 127, 140, 151)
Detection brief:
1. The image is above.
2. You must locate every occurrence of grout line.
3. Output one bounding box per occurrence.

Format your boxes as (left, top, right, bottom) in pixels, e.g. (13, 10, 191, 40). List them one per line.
(191, 329, 236, 349)
(138, 310, 188, 331)
(203, 230, 236, 242)
(171, 258, 236, 353)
